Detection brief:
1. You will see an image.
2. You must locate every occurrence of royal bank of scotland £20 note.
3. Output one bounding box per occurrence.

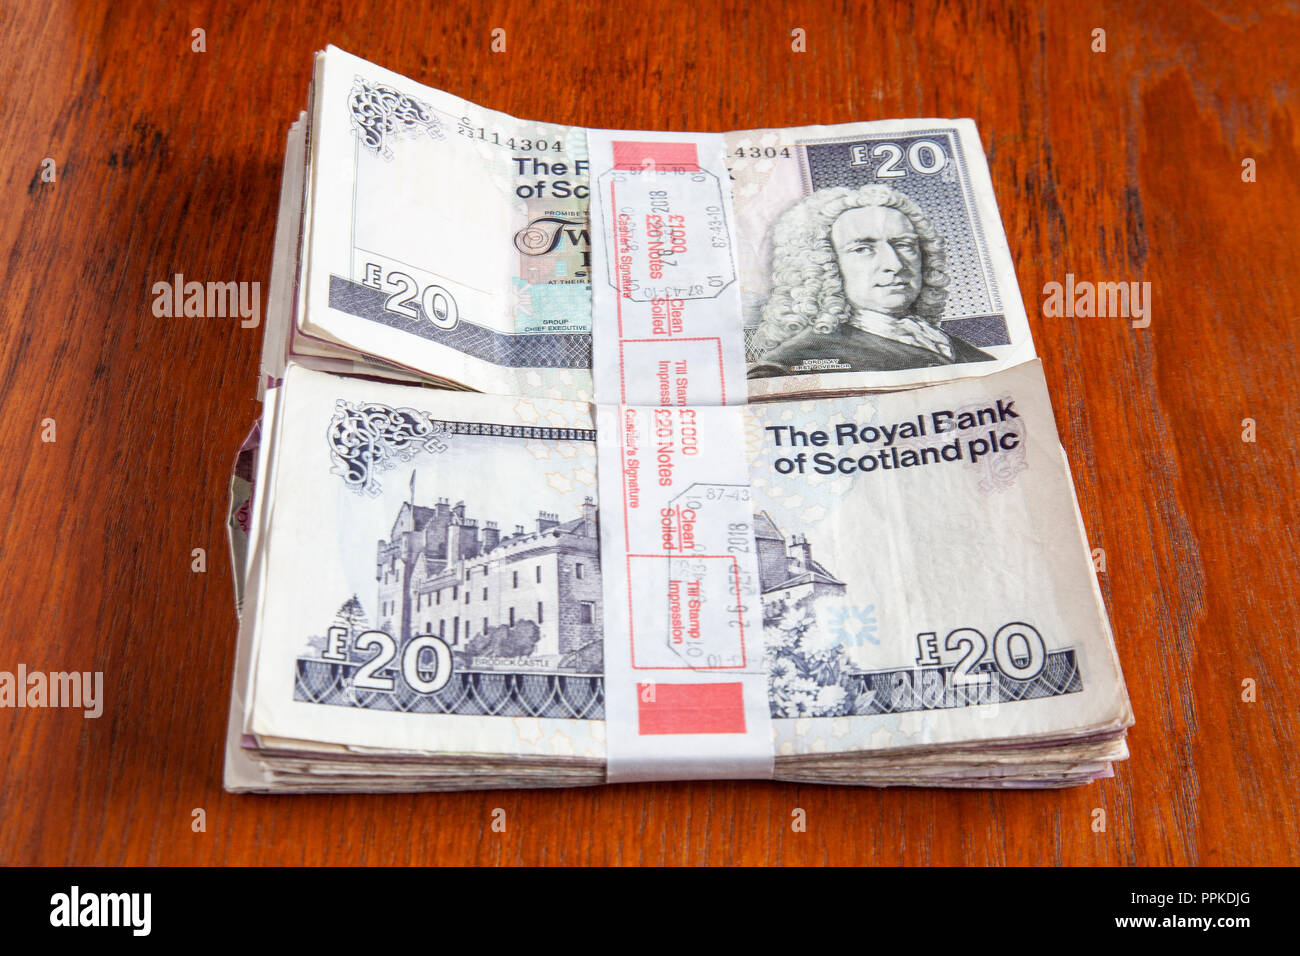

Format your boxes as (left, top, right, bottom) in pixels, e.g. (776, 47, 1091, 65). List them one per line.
(294, 48, 1035, 402)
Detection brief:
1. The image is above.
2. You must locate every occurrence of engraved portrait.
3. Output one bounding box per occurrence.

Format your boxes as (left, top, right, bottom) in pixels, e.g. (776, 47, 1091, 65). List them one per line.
(749, 184, 995, 378)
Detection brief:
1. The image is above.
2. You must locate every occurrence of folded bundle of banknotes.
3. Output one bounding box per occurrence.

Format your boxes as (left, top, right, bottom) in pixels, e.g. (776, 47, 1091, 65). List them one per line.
(224, 47, 1133, 792)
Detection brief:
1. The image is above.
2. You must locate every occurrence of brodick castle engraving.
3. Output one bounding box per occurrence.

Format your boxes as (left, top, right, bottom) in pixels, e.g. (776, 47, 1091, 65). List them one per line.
(376, 487, 604, 672)
(753, 510, 847, 609)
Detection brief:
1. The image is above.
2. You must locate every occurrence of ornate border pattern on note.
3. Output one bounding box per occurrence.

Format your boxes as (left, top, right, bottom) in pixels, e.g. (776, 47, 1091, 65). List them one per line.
(348, 77, 444, 160)
(327, 402, 596, 497)
(327, 401, 449, 497)
(328, 276, 592, 367)
(295, 659, 605, 719)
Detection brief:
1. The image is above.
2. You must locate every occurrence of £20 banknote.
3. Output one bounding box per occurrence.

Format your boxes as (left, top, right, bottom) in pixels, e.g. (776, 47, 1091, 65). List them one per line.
(284, 47, 1036, 402)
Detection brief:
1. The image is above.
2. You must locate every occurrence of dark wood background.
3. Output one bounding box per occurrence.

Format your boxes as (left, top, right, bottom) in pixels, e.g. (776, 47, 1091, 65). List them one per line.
(1, 0, 1296, 866)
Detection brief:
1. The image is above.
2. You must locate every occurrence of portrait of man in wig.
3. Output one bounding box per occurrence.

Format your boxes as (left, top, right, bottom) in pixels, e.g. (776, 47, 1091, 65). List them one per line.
(748, 184, 994, 377)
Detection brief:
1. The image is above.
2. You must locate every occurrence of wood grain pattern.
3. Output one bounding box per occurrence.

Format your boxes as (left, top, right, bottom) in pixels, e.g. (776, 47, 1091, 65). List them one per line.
(1, 0, 1296, 866)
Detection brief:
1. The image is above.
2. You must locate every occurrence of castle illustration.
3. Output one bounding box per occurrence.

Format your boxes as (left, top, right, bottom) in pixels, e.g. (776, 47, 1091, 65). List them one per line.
(376, 479, 602, 668)
(753, 510, 846, 608)
(373, 489, 838, 669)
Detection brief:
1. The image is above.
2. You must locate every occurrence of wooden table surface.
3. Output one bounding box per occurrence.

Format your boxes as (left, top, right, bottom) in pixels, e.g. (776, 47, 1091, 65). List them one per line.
(1, 0, 1296, 866)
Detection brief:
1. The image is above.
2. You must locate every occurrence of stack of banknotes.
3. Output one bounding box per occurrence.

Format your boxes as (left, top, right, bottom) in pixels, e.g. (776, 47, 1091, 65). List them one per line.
(224, 47, 1132, 791)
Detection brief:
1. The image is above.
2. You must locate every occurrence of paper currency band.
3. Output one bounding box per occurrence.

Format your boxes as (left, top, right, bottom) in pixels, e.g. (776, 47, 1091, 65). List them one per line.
(611, 141, 701, 172)
(588, 131, 749, 408)
(588, 131, 771, 781)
